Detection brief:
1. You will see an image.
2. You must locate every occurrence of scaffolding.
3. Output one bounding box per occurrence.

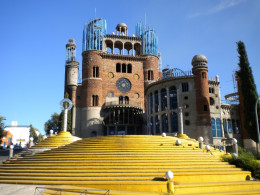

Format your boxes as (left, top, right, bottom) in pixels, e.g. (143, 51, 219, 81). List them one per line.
(135, 22, 158, 56)
(82, 18, 107, 52)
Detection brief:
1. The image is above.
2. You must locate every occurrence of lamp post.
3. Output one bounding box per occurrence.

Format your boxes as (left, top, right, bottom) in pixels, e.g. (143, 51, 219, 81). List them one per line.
(255, 98, 260, 158)
(178, 107, 184, 135)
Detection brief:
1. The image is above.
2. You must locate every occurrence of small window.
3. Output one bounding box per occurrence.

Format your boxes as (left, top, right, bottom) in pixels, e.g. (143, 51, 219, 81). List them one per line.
(202, 72, 207, 79)
(116, 63, 121, 72)
(92, 95, 98, 106)
(204, 105, 208, 111)
(182, 83, 189, 92)
(210, 97, 215, 105)
(209, 87, 215, 94)
(148, 70, 154, 80)
(122, 64, 126, 73)
(184, 96, 188, 100)
(93, 66, 99, 77)
(127, 64, 132, 73)
(184, 112, 189, 117)
(185, 120, 190, 125)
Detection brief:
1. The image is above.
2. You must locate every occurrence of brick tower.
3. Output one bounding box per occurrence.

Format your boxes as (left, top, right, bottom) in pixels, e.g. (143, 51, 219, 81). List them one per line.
(68, 19, 160, 137)
(192, 54, 212, 143)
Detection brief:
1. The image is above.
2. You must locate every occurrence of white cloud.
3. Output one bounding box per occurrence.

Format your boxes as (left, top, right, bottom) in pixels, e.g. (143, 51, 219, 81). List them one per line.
(188, 0, 247, 18)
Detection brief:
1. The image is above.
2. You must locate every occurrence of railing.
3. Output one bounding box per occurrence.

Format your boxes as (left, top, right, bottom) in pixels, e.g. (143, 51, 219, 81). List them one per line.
(104, 101, 142, 108)
(34, 187, 110, 195)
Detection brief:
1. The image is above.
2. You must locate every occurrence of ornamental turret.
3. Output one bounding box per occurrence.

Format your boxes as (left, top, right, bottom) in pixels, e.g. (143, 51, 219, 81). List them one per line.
(192, 54, 212, 144)
(65, 38, 79, 135)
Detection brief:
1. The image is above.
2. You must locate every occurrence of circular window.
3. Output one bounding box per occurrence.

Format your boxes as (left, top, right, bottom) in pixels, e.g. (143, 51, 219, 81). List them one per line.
(134, 93, 139, 99)
(210, 97, 215, 105)
(133, 74, 140, 80)
(107, 92, 114, 97)
(116, 78, 131, 93)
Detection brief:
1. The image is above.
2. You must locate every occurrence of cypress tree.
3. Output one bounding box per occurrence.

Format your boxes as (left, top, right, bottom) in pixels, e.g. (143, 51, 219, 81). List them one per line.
(236, 41, 259, 143)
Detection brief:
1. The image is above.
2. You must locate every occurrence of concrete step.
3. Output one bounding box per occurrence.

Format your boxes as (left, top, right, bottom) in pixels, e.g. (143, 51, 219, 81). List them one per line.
(175, 181, 260, 194)
(0, 170, 251, 183)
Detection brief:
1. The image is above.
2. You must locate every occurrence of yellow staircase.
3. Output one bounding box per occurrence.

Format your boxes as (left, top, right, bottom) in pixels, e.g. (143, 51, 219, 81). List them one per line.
(31, 131, 81, 149)
(0, 135, 260, 194)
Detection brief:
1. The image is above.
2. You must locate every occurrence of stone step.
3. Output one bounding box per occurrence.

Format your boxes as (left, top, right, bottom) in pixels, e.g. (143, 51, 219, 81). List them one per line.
(175, 181, 260, 194)
(0, 170, 251, 183)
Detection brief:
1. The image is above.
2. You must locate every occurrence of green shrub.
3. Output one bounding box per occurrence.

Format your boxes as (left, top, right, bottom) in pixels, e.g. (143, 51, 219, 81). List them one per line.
(222, 147, 260, 180)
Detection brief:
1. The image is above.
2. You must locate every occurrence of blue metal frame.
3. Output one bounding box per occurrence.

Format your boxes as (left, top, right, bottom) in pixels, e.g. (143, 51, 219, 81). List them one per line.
(135, 22, 158, 56)
(83, 18, 107, 52)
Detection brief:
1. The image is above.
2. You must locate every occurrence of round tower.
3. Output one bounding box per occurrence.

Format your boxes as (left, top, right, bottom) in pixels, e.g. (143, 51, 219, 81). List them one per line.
(65, 39, 79, 135)
(80, 18, 107, 138)
(192, 54, 212, 143)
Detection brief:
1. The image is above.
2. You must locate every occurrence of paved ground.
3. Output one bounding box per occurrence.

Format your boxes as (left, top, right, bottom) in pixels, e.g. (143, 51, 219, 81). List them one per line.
(0, 184, 41, 195)
(0, 149, 24, 163)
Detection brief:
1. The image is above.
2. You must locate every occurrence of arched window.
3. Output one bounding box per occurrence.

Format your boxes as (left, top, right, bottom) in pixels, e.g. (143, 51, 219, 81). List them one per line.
(170, 112, 178, 132)
(148, 70, 154, 80)
(228, 119, 232, 133)
(154, 91, 159, 112)
(202, 72, 207, 79)
(162, 114, 168, 133)
(216, 118, 222, 137)
(119, 96, 123, 104)
(169, 86, 177, 110)
(155, 115, 160, 134)
(149, 117, 154, 135)
(116, 63, 121, 72)
(127, 64, 132, 73)
(211, 118, 216, 137)
(125, 96, 129, 104)
(150, 93, 153, 114)
(122, 64, 126, 73)
(93, 66, 99, 77)
(161, 88, 167, 111)
(92, 95, 98, 106)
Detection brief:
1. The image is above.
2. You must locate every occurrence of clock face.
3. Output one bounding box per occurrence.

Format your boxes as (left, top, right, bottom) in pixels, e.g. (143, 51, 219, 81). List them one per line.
(116, 78, 131, 93)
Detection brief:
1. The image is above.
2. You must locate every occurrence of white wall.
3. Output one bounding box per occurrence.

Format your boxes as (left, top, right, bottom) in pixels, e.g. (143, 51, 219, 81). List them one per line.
(4, 126, 30, 148)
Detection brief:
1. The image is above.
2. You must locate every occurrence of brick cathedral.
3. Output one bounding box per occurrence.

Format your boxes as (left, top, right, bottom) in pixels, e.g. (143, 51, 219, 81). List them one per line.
(64, 18, 254, 151)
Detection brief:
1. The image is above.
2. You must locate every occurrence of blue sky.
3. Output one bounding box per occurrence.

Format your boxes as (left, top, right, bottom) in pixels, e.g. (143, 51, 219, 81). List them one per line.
(1, 0, 260, 134)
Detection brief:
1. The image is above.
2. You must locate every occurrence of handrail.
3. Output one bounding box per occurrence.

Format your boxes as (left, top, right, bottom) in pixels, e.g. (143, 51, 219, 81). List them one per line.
(104, 101, 142, 108)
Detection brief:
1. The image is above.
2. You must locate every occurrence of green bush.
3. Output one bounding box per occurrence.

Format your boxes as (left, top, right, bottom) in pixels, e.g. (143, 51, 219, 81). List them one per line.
(222, 147, 260, 180)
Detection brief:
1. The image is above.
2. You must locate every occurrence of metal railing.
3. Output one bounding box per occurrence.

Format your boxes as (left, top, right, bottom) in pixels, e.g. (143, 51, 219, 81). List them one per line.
(104, 101, 142, 108)
(34, 187, 110, 195)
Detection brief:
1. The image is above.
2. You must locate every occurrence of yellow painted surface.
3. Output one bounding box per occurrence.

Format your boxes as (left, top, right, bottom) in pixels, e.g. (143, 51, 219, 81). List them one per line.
(31, 131, 80, 149)
(1, 135, 260, 194)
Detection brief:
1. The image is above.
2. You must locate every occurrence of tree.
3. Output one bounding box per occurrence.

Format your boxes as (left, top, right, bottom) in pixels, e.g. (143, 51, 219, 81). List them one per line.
(30, 124, 38, 143)
(0, 115, 6, 143)
(44, 112, 61, 135)
(236, 41, 259, 143)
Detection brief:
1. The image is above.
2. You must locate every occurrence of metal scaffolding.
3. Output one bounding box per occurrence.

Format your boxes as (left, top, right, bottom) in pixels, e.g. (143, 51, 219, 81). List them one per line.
(135, 22, 158, 56)
(82, 18, 107, 52)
